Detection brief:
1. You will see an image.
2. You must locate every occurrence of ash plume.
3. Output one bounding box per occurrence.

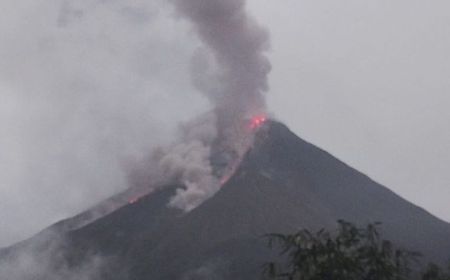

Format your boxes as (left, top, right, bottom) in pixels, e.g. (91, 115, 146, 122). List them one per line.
(125, 113, 220, 212)
(158, 114, 221, 211)
(0, 0, 272, 277)
(0, 231, 109, 280)
(173, 0, 271, 142)
(162, 0, 272, 211)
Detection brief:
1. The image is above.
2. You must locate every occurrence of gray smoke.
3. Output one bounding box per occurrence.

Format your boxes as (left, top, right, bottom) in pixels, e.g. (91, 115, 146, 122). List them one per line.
(0, 0, 272, 277)
(124, 113, 220, 212)
(0, 230, 108, 280)
(173, 0, 271, 139)
(164, 0, 272, 211)
(0, 0, 206, 247)
(158, 114, 220, 211)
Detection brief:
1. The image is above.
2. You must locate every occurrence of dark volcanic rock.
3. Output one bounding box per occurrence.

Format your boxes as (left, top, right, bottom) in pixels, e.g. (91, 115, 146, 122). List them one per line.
(2, 121, 450, 279)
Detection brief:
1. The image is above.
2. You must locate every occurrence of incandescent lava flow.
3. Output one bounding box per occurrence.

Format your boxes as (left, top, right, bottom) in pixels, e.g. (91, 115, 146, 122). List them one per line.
(218, 115, 268, 186)
(249, 115, 267, 130)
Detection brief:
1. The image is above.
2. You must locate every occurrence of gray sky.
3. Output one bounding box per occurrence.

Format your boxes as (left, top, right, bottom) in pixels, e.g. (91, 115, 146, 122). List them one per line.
(248, 0, 450, 224)
(0, 0, 449, 247)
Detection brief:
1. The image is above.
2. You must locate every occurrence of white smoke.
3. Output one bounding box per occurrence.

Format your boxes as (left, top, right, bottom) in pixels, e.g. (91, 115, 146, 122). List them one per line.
(0, 231, 108, 280)
(0, 0, 209, 246)
(162, 122, 220, 211)
(162, 0, 272, 211)
(0, 0, 271, 247)
(1, 0, 270, 277)
(134, 113, 220, 212)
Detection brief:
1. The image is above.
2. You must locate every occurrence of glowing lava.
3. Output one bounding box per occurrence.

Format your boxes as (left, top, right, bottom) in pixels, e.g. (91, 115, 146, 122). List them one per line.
(249, 115, 267, 130)
(218, 116, 268, 187)
(128, 197, 140, 204)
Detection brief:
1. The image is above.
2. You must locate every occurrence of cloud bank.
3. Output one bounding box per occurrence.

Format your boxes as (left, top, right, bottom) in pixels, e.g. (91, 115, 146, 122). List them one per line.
(0, 0, 206, 246)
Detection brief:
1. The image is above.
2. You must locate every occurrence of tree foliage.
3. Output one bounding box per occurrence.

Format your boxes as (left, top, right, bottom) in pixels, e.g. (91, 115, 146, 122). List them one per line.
(422, 263, 450, 280)
(265, 220, 448, 280)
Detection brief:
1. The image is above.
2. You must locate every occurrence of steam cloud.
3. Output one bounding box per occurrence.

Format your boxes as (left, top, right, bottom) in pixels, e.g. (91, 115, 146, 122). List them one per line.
(174, 0, 271, 135)
(0, 230, 109, 280)
(164, 0, 272, 211)
(0, 0, 272, 278)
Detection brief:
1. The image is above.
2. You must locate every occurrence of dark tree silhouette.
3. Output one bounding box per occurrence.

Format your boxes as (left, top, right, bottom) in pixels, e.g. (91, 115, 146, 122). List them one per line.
(422, 263, 450, 280)
(264, 220, 432, 280)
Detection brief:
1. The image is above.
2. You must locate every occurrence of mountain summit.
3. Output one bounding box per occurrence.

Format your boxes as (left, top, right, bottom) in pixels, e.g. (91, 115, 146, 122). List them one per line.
(2, 121, 450, 279)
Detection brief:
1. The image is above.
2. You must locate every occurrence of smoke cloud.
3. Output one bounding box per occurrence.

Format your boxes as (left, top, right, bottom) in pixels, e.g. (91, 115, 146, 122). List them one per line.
(173, 0, 271, 132)
(0, 0, 207, 247)
(0, 230, 110, 280)
(0, 0, 271, 252)
(163, 0, 272, 211)
(162, 115, 220, 211)
(0, 0, 272, 276)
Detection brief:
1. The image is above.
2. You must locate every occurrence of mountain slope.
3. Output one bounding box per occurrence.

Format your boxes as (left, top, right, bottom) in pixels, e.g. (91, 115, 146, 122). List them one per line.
(2, 120, 450, 279)
(119, 121, 450, 279)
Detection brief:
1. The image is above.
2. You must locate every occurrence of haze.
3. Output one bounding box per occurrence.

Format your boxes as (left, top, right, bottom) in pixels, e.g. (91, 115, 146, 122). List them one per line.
(0, 0, 449, 247)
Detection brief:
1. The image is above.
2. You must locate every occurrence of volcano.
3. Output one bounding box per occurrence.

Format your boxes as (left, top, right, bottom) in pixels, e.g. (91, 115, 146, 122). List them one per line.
(2, 120, 450, 279)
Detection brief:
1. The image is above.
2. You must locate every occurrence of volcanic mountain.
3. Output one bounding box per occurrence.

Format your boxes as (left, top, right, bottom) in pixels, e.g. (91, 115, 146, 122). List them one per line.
(2, 120, 450, 279)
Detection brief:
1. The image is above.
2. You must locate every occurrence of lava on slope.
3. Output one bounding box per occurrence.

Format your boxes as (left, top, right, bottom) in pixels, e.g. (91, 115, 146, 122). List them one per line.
(249, 115, 267, 130)
(217, 115, 269, 186)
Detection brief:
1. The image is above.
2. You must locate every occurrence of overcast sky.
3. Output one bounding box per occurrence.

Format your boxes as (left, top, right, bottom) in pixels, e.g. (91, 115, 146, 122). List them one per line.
(0, 0, 449, 247)
(248, 0, 450, 224)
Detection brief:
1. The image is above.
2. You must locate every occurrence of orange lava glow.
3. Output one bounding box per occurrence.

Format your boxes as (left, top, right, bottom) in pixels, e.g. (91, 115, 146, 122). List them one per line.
(249, 115, 267, 129)
(128, 197, 140, 204)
